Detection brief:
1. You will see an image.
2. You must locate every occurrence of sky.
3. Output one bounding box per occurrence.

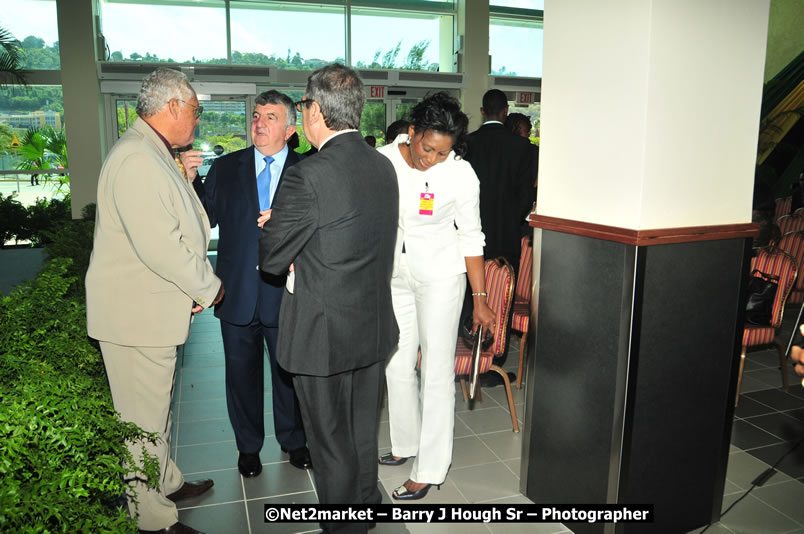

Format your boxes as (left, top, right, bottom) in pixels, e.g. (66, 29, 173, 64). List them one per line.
(1, 0, 543, 77)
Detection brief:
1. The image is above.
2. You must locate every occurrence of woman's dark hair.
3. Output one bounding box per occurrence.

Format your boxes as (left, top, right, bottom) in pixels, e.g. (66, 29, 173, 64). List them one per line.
(408, 91, 469, 157)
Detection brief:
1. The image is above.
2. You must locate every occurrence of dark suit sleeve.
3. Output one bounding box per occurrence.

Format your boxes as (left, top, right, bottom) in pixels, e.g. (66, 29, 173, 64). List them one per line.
(516, 143, 537, 218)
(194, 161, 219, 228)
(259, 165, 317, 275)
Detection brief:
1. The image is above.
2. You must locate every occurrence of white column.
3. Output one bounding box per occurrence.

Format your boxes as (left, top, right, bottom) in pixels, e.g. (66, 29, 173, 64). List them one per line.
(57, 0, 106, 218)
(537, 0, 770, 230)
(458, 0, 490, 131)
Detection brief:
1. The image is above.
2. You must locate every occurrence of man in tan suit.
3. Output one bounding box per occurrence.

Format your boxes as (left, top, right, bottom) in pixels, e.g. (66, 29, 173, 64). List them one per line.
(86, 68, 223, 534)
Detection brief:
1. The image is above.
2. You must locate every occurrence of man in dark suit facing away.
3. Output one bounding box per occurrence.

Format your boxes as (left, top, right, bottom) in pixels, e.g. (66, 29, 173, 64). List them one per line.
(465, 88, 536, 274)
(260, 64, 399, 534)
(189, 90, 310, 478)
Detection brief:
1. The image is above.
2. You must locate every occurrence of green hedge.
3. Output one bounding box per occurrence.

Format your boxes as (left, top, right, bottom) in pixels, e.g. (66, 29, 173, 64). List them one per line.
(0, 193, 71, 248)
(0, 215, 159, 532)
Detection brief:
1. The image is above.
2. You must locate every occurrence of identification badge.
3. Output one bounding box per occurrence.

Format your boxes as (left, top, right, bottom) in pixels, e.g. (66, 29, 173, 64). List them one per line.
(419, 192, 434, 215)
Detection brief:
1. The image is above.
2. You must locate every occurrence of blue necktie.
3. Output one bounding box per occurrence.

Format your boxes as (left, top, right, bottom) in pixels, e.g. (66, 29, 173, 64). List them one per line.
(257, 155, 274, 210)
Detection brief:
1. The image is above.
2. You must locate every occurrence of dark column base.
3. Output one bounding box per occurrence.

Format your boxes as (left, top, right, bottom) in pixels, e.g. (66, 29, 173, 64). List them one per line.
(521, 228, 750, 534)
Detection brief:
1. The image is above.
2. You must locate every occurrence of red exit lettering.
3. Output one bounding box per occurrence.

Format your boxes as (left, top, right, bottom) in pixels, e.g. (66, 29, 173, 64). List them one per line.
(370, 86, 385, 98)
(518, 92, 533, 104)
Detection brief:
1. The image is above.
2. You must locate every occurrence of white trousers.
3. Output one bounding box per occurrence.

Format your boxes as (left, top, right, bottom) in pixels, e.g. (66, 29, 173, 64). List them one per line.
(100, 341, 184, 530)
(385, 254, 465, 485)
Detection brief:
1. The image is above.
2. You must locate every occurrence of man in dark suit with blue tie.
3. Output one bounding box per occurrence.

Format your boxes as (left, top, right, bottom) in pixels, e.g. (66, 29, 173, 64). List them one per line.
(260, 64, 399, 534)
(191, 90, 310, 478)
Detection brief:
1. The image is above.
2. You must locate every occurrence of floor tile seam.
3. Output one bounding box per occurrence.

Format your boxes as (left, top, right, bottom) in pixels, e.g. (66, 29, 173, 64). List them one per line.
(750, 491, 804, 529)
(180, 466, 242, 476)
(471, 431, 511, 464)
(744, 393, 800, 412)
(474, 492, 527, 504)
(177, 497, 248, 511)
(177, 438, 236, 448)
(500, 459, 521, 480)
(729, 492, 804, 530)
(449, 459, 511, 472)
(242, 488, 318, 503)
(737, 417, 791, 443)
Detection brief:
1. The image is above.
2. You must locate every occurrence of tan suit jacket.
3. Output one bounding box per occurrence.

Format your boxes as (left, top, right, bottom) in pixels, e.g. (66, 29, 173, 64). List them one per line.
(86, 118, 221, 347)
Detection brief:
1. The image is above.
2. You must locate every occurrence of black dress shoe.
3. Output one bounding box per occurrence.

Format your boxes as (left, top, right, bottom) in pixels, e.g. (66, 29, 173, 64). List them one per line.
(378, 453, 408, 466)
(139, 521, 203, 534)
(238, 452, 262, 477)
(166, 479, 213, 502)
(281, 446, 313, 470)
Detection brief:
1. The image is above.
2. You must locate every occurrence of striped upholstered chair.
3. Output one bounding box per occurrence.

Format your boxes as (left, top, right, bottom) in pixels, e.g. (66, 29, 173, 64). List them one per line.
(776, 214, 804, 236)
(778, 232, 804, 305)
(511, 236, 533, 389)
(775, 196, 792, 220)
(454, 257, 518, 432)
(737, 247, 797, 405)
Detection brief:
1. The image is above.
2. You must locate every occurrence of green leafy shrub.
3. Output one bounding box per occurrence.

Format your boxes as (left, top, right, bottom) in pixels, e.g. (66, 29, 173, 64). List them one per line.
(0, 258, 159, 533)
(42, 202, 96, 298)
(0, 192, 30, 246)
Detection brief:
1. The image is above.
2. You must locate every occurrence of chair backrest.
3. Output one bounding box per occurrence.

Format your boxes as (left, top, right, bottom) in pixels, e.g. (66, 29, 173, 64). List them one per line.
(778, 231, 804, 303)
(750, 248, 798, 328)
(777, 214, 804, 236)
(776, 196, 792, 220)
(515, 236, 533, 303)
(485, 258, 515, 356)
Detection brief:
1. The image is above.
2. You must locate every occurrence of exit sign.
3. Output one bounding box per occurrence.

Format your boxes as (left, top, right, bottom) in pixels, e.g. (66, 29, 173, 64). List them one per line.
(370, 86, 385, 98)
(518, 92, 534, 104)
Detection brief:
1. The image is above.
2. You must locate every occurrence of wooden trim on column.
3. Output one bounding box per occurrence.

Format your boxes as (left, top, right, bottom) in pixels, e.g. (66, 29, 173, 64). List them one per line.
(529, 215, 759, 246)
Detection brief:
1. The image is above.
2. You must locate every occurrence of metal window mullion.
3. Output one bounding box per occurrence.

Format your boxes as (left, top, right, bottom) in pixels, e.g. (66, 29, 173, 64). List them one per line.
(345, 0, 352, 66)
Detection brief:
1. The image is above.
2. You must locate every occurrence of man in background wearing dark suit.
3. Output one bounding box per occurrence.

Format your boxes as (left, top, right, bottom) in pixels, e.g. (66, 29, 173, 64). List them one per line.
(465, 89, 536, 274)
(260, 64, 399, 534)
(188, 90, 310, 478)
(463, 89, 536, 384)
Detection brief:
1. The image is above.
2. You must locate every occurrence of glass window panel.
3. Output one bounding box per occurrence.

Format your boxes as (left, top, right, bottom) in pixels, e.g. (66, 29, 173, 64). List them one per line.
(490, 18, 543, 77)
(0, 0, 60, 69)
(230, 2, 345, 69)
(196, 100, 247, 173)
(491, 0, 544, 10)
(100, 0, 227, 63)
(351, 8, 452, 72)
(0, 85, 67, 201)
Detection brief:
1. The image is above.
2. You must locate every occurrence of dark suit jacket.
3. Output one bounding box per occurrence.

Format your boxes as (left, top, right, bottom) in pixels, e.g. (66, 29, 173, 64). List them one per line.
(194, 146, 303, 326)
(465, 123, 537, 269)
(259, 132, 399, 376)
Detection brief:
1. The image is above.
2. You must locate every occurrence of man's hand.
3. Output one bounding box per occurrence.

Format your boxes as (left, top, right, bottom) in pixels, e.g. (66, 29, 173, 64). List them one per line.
(191, 304, 204, 314)
(212, 282, 225, 306)
(180, 149, 204, 182)
(257, 209, 272, 228)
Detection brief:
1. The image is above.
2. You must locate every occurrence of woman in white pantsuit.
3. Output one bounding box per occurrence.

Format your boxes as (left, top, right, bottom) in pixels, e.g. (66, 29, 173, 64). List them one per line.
(377, 92, 496, 500)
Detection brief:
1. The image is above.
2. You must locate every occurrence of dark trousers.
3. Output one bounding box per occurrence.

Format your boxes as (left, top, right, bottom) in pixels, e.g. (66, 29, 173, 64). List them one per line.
(293, 360, 384, 534)
(220, 316, 305, 454)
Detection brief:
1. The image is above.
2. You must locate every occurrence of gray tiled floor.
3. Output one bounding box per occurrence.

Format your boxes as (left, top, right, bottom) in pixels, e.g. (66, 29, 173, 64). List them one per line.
(172, 298, 804, 534)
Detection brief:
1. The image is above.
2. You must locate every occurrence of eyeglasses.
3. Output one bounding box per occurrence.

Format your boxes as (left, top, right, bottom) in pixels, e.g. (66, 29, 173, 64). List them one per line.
(294, 99, 315, 112)
(177, 99, 204, 119)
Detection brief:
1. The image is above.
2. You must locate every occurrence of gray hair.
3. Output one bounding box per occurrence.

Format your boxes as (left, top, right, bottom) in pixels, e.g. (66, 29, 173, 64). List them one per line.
(305, 63, 364, 131)
(255, 90, 296, 129)
(136, 68, 195, 117)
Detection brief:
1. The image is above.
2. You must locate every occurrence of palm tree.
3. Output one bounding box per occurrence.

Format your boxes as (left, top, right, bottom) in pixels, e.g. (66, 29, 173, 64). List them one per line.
(0, 25, 26, 87)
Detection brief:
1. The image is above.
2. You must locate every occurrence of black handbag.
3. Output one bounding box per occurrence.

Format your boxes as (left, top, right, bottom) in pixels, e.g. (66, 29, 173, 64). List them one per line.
(745, 269, 779, 326)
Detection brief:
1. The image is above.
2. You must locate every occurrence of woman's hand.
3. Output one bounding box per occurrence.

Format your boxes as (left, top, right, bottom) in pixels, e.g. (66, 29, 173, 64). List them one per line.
(473, 299, 496, 334)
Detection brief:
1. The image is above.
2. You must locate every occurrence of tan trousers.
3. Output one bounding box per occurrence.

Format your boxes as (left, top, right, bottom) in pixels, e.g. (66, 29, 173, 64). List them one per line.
(100, 341, 184, 530)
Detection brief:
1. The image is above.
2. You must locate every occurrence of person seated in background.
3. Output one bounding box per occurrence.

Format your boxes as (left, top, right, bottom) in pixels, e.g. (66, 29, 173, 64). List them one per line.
(365, 135, 377, 147)
(504, 112, 532, 139)
(385, 119, 410, 145)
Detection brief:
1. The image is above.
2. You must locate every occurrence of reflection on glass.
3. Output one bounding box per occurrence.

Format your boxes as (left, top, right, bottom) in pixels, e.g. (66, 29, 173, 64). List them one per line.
(490, 19, 544, 77)
(100, 0, 227, 63)
(351, 8, 451, 72)
(0, 0, 60, 69)
(196, 101, 247, 173)
(230, 2, 345, 69)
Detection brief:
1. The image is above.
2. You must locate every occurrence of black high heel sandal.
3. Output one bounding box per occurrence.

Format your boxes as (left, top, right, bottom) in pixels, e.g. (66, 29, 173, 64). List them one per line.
(392, 481, 441, 500)
(378, 453, 409, 466)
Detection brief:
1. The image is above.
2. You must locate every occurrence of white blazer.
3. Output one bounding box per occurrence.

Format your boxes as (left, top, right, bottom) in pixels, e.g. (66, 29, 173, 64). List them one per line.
(378, 136, 485, 283)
